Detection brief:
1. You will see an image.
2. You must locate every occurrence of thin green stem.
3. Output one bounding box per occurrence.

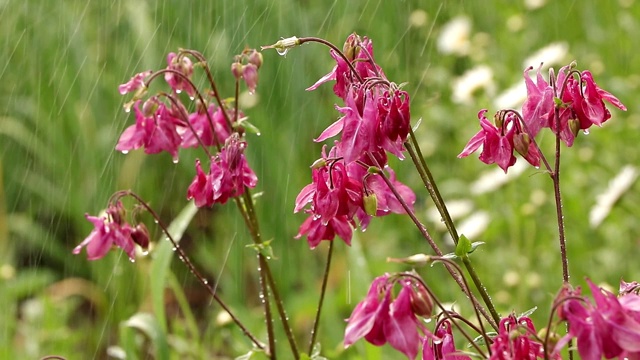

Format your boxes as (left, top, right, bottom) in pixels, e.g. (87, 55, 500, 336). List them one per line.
(258, 254, 277, 359)
(116, 191, 265, 350)
(405, 132, 500, 328)
(308, 241, 334, 354)
(365, 152, 498, 330)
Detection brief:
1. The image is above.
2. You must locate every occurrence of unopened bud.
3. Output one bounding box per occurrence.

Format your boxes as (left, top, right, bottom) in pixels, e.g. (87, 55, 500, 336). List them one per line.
(231, 62, 243, 80)
(131, 223, 150, 250)
(494, 112, 504, 129)
(387, 253, 431, 266)
(410, 285, 433, 318)
(310, 158, 327, 169)
(142, 98, 159, 117)
(247, 50, 263, 69)
(513, 132, 531, 157)
(363, 193, 378, 216)
(537, 327, 561, 349)
(568, 119, 580, 138)
(342, 33, 360, 61)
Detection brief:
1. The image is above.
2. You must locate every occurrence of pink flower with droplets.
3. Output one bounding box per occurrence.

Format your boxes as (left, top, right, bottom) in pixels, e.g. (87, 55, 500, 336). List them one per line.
(118, 70, 152, 95)
(165, 52, 196, 97)
(73, 202, 136, 261)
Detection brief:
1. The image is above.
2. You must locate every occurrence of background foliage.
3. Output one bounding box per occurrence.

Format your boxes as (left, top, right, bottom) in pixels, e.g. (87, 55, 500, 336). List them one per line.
(1, 0, 639, 358)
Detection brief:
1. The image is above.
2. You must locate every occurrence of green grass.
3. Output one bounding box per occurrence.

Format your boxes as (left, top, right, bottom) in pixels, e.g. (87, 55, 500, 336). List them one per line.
(1, 0, 639, 358)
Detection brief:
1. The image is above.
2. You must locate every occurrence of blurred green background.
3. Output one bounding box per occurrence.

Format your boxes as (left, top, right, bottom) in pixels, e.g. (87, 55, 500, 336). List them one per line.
(1, 0, 639, 358)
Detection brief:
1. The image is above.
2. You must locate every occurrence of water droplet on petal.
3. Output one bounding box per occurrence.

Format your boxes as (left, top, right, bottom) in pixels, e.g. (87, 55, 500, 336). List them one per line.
(172, 158, 179, 164)
(129, 258, 136, 263)
(121, 150, 129, 155)
(189, 96, 195, 101)
(141, 250, 149, 256)
(583, 129, 590, 135)
(124, 107, 131, 113)
(176, 89, 182, 94)
(276, 48, 289, 56)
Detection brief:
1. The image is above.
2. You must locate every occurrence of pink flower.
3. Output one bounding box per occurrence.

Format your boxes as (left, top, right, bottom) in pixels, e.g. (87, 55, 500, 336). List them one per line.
(116, 99, 183, 162)
(165, 52, 196, 97)
(489, 314, 546, 360)
(186, 136, 258, 207)
(344, 275, 424, 360)
(294, 213, 354, 248)
(522, 65, 554, 139)
(458, 110, 516, 173)
(422, 320, 471, 360)
(242, 63, 259, 93)
(377, 90, 410, 158)
(557, 279, 640, 360)
(73, 203, 136, 261)
(566, 70, 626, 130)
(181, 105, 232, 148)
(118, 70, 152, 95)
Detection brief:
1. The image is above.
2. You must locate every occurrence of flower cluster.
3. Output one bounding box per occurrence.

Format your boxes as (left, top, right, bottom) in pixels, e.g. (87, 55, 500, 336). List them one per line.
(556, 279, 640, 360)
(116, 49, 259, 207)
(489, 314, 548, 360)
(344, 274, 434, 360)
(459, 63, 626, 172)
(295, 33, 416, 248)
(73, 201, 149, 261)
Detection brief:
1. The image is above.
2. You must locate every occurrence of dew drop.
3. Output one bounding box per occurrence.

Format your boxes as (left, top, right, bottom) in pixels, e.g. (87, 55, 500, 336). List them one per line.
(176, 89, 182, 94)
(189, 96, 195, 101)
(124, 107, 131, 113)
(276, 48, 289, 56)
(583, 129, 590, 135)
(172, 247, 177, 251)
(154, 219, 159, 224)
(121, 150, 129, 155)
(141, 250, 149, 256)
(129, 258, 136, 263)
(172, 158, 179, 164)
(256, 132, 261, 136)
(202, 279, 209, 285)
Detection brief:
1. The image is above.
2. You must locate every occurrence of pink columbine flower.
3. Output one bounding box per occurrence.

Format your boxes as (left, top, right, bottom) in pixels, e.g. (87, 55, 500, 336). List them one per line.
(73, 203, 136, 261)
(458, 109, 516, 173)
(489, 314, 547, 360)
(522, 64, 554, 139)
(422, 320, 471, 360)
(187, 136, 258, 206)
(345, 274, 428, 360)
(181, 105, 233, 148)
(116, 99, 183, 162)
(118, 70, 152, 95)
(165, 52, 196, 97)
(556, 279, 640, 360)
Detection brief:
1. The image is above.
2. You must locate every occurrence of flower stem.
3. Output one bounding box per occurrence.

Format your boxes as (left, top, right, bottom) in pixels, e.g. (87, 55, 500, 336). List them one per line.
(365, 153, 498, 330)
(308, 241, 334, 354)
(404, 131, 501, 327)
(119, 191, 265, 351)
(551, 114, 569, 284)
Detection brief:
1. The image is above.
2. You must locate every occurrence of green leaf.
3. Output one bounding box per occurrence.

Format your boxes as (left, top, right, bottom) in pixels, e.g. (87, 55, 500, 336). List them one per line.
(149, 201, 198, 335)
(121, 312, 169, 360)
(455, 235, 472, 257)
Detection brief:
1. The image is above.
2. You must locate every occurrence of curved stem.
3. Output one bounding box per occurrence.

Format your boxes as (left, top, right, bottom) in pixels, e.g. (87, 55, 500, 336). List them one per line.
(365, 152, 498, 330)
(117, 191, 265, 350)
(308, 241, 334, 354)
(296, 37, 363, 83)
(404, 133, 501, 328)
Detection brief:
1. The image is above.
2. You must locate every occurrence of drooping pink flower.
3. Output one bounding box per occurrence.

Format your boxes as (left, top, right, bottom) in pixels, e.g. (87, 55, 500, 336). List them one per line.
(489, 314, 546, 360)
(165, 52, 196, 97)
(377, 89, 410, 158)
(242, 63, 259, 93)
(73, 203, 136, 261)
(557, 279, 640, 360)
(294, 213, 354, 248)
(186, 136, 258, 207)
(181, 105, 232, 148)
(116, 99, 183, 162)
(344, 275, 425, 360)
(566, 70, 626, 130)
(422, 320, 471, 360)
(458, 109, 516, 173)
(118, 70, 152, 95)
(522, 65, 554, 139)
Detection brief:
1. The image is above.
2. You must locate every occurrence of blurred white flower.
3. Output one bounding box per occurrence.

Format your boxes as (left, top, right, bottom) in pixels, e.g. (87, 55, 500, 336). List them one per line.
(589, 165, 639, 228)
(438, 16, 472, 56)
(426, 199, 474, 229)
(452, 65, 495, 105)
(471, 161, 528, 195)
(523, 42, 569, 69)
(456, 211, 490, 241)
(524, 0, 547, 10)
(494, 82, 527, 110)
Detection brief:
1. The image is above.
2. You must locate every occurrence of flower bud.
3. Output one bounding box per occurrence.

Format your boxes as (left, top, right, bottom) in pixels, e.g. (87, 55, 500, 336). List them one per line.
(513, 132, 531, 157)
(231, 62, 243, 80)
(142, 97, 159, 117)
(363, 193, 378, 216)
(568, 119, 580, 138)
(106, 202, 126, 225)
(247, 49, 263, 69)
(310, 158, 327, 169)
(131, 223, 150, 250)
(409, 285, 433, 318)
(342, 33, 361, 61)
